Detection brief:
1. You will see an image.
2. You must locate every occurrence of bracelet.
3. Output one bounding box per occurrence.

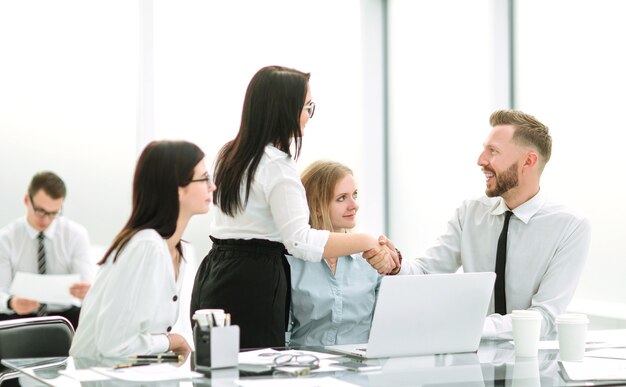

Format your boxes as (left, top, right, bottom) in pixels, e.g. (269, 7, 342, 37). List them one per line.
(390, 248, 403, 275)
(6, 296, 14, 311)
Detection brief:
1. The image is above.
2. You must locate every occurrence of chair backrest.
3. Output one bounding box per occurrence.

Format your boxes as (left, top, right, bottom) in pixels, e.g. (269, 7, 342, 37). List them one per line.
(0, 316, 74, 359)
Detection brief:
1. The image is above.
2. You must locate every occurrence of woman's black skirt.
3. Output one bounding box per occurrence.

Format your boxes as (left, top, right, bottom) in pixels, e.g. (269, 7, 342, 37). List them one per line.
(190, 236, 290, 349)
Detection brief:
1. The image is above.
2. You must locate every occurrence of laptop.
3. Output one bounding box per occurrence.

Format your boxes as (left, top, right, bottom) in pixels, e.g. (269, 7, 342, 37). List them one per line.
(326, 272, 495, 358)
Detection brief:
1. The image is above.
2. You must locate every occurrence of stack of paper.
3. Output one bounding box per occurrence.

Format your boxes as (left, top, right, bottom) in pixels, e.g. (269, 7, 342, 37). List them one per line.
(91, 364, 203, 382)
(561, 357, 626, 382)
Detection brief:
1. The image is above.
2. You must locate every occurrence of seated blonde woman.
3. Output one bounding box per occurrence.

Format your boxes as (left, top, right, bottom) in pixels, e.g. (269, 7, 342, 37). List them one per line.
(287, 160, 382, 346)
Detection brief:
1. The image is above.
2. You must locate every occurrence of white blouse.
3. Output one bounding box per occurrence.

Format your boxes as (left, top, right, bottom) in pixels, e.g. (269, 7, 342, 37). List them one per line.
(210, 144, 329, 262)
(70, 229, 185, 357)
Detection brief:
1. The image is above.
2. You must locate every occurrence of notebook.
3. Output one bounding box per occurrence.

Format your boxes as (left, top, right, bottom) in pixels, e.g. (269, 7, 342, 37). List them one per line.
(325, 272, 495, 358)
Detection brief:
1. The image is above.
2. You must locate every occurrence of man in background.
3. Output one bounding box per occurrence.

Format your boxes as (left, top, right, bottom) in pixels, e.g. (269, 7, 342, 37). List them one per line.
(0, 171, 94, 329)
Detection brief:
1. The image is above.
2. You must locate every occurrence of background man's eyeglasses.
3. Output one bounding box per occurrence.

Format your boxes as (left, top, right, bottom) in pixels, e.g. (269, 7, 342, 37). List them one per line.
(29, 195, 62, 219)
(304, 101, 315, 118)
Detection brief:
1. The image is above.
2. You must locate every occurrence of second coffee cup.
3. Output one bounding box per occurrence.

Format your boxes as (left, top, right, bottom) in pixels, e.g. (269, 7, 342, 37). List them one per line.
(556, 313, 589, 362)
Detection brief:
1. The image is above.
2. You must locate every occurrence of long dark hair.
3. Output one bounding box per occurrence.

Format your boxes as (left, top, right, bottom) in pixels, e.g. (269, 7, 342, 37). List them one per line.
(214, 65, 310, 216)
(99, 140, 205, 264)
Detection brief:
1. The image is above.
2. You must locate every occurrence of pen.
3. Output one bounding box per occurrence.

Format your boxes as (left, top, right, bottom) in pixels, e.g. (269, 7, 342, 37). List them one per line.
(129, 354, 181, 361)
(113, 362, 153, 369)
(225, 313, 231, 326)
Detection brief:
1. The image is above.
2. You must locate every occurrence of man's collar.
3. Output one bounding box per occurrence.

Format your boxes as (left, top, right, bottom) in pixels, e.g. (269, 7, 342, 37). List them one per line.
(490, 189, 545, 224)
(24, 216, 58, 239)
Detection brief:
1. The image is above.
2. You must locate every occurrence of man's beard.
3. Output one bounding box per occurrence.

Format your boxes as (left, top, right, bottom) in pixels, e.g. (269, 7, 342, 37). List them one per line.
(486, 162, 519, 197)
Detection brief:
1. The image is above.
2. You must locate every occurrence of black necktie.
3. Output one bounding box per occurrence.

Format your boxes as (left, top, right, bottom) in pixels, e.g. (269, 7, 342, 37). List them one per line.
(495, 211, 513, 315)
(37, 232, 48, 316)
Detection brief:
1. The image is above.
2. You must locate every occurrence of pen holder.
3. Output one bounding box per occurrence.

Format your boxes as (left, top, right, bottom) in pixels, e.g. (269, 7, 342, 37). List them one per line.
(193, 324, 240, 371)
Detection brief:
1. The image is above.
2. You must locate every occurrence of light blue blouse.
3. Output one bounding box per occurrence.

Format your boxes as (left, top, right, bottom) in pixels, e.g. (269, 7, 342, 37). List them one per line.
(287, 253, 381, 346)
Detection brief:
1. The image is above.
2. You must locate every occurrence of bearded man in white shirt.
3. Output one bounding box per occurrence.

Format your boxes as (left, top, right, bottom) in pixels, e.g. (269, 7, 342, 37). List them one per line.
(366, 109, 591, 340)
(0, 171, 93, 329)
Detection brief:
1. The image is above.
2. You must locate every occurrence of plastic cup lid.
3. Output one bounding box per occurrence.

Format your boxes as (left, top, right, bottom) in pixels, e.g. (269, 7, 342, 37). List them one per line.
(556, 313, 589, 324)
(511, 309, 542, 319)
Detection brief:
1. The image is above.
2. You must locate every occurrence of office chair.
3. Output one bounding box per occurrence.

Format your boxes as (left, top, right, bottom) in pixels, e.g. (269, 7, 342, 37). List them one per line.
(0, 316, 74, 383)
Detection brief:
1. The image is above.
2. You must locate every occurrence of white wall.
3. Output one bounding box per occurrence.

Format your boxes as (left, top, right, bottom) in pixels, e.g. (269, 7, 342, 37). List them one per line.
(515, 0, 626, 308)
(0, 1, 138, 249)
(387, 0, 496, 257)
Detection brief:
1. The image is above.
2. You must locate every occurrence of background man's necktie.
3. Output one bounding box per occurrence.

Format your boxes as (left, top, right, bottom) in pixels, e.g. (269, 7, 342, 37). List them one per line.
(495, 211, 513, 315)
(37, 232, 48, 316)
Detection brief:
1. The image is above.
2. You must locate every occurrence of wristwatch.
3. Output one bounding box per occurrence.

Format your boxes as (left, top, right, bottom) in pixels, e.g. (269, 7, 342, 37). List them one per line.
(7, 296, 14, 311)
(390, 248, 403, 275)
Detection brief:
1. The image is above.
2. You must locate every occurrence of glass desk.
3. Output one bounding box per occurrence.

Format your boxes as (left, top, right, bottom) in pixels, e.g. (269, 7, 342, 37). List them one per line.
(3, 330, 626, 386)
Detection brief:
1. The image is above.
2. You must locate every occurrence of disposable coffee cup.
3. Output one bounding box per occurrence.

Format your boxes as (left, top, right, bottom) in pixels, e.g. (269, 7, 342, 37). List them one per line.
(193, 309, 226, 327)
(511, 310, 542, 357)
(556, 313, 589, 362)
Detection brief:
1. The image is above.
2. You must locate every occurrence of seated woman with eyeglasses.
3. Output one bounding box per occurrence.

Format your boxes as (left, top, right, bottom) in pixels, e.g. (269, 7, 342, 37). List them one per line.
(287, 160, 386, 346)
(70, 140, 216, 358)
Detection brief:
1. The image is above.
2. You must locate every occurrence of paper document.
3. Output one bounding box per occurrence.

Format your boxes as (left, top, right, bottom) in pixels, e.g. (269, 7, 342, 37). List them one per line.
(59, 369, 110, 382)
(92, 364, 203, 382)
(561, 357, 626, 381)
(513, 340, 626, 351)
(585, 348, 626, 360)
(237, 377, 360, 387)
(239, 348, 340, 366)
(238, 348, 345, 375)
(10, 272, 80, 305)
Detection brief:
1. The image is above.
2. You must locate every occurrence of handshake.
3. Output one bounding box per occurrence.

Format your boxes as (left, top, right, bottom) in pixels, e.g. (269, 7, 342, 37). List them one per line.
(363, 236, 402, 275)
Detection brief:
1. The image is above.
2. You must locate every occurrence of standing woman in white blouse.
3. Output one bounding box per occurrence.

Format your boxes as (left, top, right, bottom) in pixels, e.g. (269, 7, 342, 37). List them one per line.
(190, 65, 397, 349)
(70, 140, 216, 358)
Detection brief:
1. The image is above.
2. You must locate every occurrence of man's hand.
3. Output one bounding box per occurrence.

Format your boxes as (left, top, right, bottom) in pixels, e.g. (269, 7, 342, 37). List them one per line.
(10, 296, 40, 315)
(363, 235, 401, 275)
(69, 281, 91, 300)
(377, 235, 400, 269)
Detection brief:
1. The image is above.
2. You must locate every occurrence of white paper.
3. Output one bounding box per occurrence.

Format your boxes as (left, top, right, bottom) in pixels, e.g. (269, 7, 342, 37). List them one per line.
(511, 339, 626, 350)
(237, 376, 359, 387)
(238, 348, 341, 366)
(285, 349, 342, 360)
(238, 348, 346, 375)
(585, 348, 626, 360)
(58, 369, 110, 382)
(238, 348, 280, 366)
(10, 272, 80, 305)
(561, 357, 626, 381)
(92, 364, 203, 382)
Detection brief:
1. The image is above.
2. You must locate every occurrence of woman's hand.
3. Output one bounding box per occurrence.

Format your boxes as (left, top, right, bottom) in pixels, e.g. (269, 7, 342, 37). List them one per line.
(363, 247, 395, 274)
(363, 235, 400, 274)
(167, 333, 192, 362)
